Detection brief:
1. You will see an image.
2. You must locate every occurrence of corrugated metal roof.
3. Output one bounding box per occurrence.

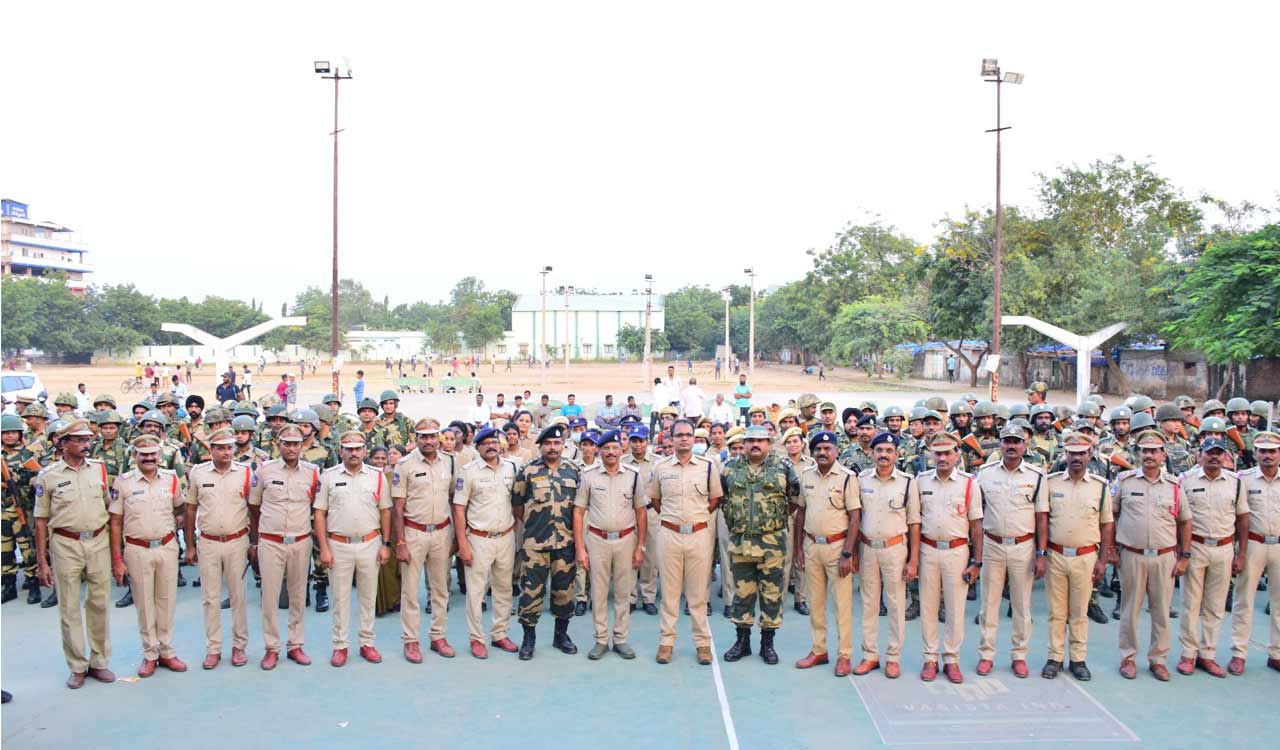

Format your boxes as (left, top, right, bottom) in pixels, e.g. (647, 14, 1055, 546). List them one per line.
(512, 293, 664, 313)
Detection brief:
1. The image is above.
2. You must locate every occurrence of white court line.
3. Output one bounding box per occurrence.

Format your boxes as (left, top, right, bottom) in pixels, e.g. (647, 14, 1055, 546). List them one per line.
(1062, 678, 1139, 743)
(708, 632, 741, 750)
(847, 675, 890, 747)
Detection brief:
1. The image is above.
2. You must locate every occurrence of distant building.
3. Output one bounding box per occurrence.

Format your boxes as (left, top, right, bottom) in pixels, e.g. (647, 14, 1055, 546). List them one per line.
(510, 293, 665, 360)
(345, 330, 428, 362)
(1, 199, 92, 295)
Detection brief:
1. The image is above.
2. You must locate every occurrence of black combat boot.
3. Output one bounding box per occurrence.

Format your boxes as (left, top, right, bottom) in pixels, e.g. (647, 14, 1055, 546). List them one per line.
(1087, 589, 1108, 624)
(314, 581, 330, 613)
(905, 591, 920, 621)
(26, 580, 41, 605)
(1, 577, 16, 604)
(519, 624, 537, 661)
(553, 618, 577, 655)
(758, 629, 778, 665)
(723, 626, 752, 661)
(41, 588, 58, 608)
(115, 584, 134, 608)
(177, 569, 187, 587)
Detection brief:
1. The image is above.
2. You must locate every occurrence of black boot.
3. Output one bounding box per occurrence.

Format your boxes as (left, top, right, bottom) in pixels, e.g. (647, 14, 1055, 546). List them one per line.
(966, 582, 977, 601)
(177, 570, 186, 587)
(221, 597, 231, 609)
(26, 578, 41, 605)
(553, 617, 577, 655)
(1087, 599, 1109, 624)
(116, 586, 134, 608)
(1097, 581, 1113, 599)
(0, 577, 16, 604)
(905, 591, 920, 622)
(519, 624, 537, 660)
(723, 626, 752, 661)
(41, 588, 58, 608)
(314, 581, 330, 613)
(758, 628, 778, 665)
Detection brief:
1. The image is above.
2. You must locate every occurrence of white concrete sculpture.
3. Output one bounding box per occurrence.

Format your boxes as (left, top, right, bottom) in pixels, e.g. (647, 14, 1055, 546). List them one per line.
(162, 317, 306, 384)
(1002, 316, 1127, 406)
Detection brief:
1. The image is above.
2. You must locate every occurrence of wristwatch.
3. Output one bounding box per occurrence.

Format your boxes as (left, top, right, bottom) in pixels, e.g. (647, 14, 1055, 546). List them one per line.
(840, 551, 853, 560)
(1180, 551, 1192, 559)
(1036, 549, 1047, 558)
(640, 545, 648, 553)
(968, 559, 983, 568)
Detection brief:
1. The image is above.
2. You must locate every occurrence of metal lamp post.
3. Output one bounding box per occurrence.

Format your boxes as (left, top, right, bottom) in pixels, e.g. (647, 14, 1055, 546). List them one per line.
(981, 58, 1022, 403)
(642, 274, 654, 387)
(744, 268, 756, 375)
(315, 59, 352, 398)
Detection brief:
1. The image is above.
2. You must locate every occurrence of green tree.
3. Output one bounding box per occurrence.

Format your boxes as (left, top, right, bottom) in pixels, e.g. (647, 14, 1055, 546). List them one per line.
(827, 296, 928, 378)
(663, 286, 724, 355)
(616, 324, 669, 358)
(0, 275, 94, 357)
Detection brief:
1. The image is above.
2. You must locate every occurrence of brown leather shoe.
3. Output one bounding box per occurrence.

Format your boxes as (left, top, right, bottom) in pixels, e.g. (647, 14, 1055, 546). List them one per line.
(885, 661, 901, 679)
(66, 672, 87, 690)
(470, 640, 489, 659)
(137, 660, 157, 678)
(430, 639, 456, 658)
(1149, 663, 1171, 681)
(1119, 658, 1137, 679)
(920, 661, 938, 682)
(203, 653, 221, 670)
(976, 658, 993, 676)
(287, 648, 312, 666)
(159, 656, 188, 672)
(943, 663, 964, 684)
(1011, 659, 1029, 678)
(359, 645, 383, 663)
(330, 648, 348, 667)
(404, 642, 423, 664)
(656, 645, 673, 664)
(1176, 657, 1195, 675)
(796, 651, 829, 669)
(1196, 658, 1226, 678)
(87, 667, 116, 683)
(231, 647, 247, 667)
(260, 650, 279, 671)
(696, 647, 712, 665)
(852, 659, 880, 676)
(834, 657, 852, 677)
(1228, 656, 1246, 675)
(491, 637, 518, 653)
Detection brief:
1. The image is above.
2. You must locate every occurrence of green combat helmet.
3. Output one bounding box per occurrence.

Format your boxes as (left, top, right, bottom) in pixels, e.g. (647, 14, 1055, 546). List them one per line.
(231, 415, 257, 432)
(1076, 401, 1102, 419)
(140, 409, 168, 427)
(1201, 399, 1227, 417)
(1226, 397, 1252, 415)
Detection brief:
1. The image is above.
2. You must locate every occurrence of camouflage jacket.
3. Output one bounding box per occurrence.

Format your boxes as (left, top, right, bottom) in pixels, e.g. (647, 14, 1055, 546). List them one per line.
(89, 437, 132, 485)
(838, 442, 875, 474)
(1163, 435, 1197, 476)
(3, 446, 43, 508)
(377, 413, 414, 447)
(512, 458, 579, 551)
(720, 454, 798, 537)
(358, 423, 389, 451)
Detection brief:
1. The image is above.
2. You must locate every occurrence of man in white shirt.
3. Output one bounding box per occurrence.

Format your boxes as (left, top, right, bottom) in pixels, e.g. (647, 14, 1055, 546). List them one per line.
(75, 383, 93, 414)
(467, 393, 491, 427)
(680, 378, 707, 420)
(709, 393, 734, 424)
(663, 366, 682, 402)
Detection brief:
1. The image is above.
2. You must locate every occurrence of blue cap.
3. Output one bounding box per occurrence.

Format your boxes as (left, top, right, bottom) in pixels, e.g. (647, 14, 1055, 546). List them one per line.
(869, 432, 901, 449)
(1199, 436, 1228, 452)
(581, 429, 602, 445)
(568, 416, 588, 429)
(536, 424, 567, 443)
(619, 414, 640, 425)
(809, 430, 839, 451)
(599, 429, 622, 446)
(627, 424, 649, 440)
(474, 426, 501, 445)
(856, 414, 877, 428)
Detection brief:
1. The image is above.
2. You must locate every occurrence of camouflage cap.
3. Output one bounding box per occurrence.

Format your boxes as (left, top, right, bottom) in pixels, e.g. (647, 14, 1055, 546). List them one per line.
(796, 393, 820, 409)
(154, 392, 178, 407)
(1173, 395, 1196, 409)
(818, 401, 837, 413)
(743, 425, 771, 441)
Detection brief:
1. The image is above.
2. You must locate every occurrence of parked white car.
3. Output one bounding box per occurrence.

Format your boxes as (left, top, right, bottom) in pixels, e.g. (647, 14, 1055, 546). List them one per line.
(1, 372, 46, 412)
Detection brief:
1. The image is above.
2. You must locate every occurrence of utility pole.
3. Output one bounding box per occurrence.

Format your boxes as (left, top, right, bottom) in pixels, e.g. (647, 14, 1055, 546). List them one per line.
(722, 288, 731, 382)
(642, 274, 653, 387)
(981, 58, 1022, 403)
(744, 268, 756, 375)
(315, 59, 352, 398)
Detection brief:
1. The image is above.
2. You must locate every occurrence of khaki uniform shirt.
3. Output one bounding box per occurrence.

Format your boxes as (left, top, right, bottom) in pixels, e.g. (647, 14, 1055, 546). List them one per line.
(1112, 469, 1191, 550)
(622, 452, 657, 486)
(797, 463, 859, 538)
(575, 463, 647, 533)
(390, 449, 458, 527)
(977, 460, 1046, 538)
(455, 458, 518, 533)
(856, 467, 921, 540)
(1240, 467, 1280, 537)
(1044, 471, 1112, 548)
(917, 469, 982, 542)
(250, 459, 320, 537)
(314, 462, 390, 537)
(110, 469, 182, 540)
(1180, 467, 1247, 540)
(186, 462, 253, 536)
(35, 459, 110, 531)
(647, 454, 723, 526)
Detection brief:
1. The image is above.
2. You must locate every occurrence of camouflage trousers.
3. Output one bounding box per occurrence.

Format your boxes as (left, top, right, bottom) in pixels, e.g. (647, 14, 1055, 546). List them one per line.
(518, 544, 577, 626)
(1, 502, 36, 580)
(729, 531, 786, 629)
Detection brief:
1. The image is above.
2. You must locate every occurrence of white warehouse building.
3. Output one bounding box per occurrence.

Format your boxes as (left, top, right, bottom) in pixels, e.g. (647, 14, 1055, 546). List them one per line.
(509, 293, 664, 361)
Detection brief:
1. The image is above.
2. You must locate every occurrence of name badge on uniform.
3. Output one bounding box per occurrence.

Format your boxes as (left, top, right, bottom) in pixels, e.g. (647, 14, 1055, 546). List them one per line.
(921, 490, 933, 496)
(1247, 489, 1261, 494)
(335, 481, 347, 487)
(1190, 487, 1205, 493)
(201, 483, 214, 488)
(861, 488, 874, 494)
(414, 472, 427, 479)
(1051, 492, 1064, 498)
(131, 489, 145, 496)
(57, 480, 72, 488)
(1130, 491, 1144, 497)
(271, 480, 284, 486)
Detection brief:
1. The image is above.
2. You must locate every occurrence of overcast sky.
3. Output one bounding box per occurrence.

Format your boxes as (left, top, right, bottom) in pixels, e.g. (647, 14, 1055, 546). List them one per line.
(4, 1, 1277, 316)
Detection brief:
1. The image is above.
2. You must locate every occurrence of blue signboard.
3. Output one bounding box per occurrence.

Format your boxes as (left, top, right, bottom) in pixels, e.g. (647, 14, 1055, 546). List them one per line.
(1, 199, 30, 219)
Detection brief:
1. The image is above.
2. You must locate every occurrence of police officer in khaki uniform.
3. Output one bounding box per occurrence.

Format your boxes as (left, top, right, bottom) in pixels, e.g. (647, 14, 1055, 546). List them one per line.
(249, 424, 320, 670)
(315, 430, 392, 667)
(185, 427, 253, 669)
(793, 431, 859, 677)
(573, 429, 648, 660)
(34, 419, 116, 689)
(1229, 431, 1280, 675)
(975, 424, 1048, 679)
(649, 418, 724, 665)
(453, 426, 521, 659)
(1037, 432, 1113, 681)
(109, 434, 188, 677)
(1112, 430, 1192, 681)
(392, 418, 460, 662)
(623, 425, 661, 614)
(1176, 436, 1248, 678)
(916, 432, 983, 684)
(853, 432, 920, 679)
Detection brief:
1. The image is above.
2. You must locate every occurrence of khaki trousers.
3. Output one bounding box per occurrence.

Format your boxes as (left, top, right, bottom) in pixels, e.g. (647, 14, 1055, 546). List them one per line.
(978, 539, 1034, 661)
(805, 538, 853, 659)
(400, 525, 455, 642)
(259, 536, 312, 652)
(124, 539, 179, 660)
(328, 537, 380, 649)
(197, 535, 249, 653)
(575, 564, 590, 604)
(1118, 549, 1175, 664)
(50, 532, 112, 672)
(1046, 550, 1096, 663)
(716, 508, 735, 600)
(587, 531, 638, 644)
(634, 508, 661, 605)
(463, 531, 514, 643)
(1231, 540, 1280, 659)
(1179, 541, 1233, 660)
(920, 543, 968, 664)
(859, 541, 908, 659)
(658, 525, 713, 648)
(782, 518, 807, 604)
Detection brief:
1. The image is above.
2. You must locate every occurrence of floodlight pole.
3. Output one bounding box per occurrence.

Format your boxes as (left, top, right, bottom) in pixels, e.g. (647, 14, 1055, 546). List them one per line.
(642, 275, 653, 387)
(983, 61, 1019, 402)
(320, 65, 352, 397)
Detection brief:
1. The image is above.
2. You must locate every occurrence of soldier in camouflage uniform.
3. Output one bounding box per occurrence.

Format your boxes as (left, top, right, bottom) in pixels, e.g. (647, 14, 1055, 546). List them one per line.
(355, 399, 388, 451)
(796, 393, 820, 435)
(2, 413, 44, 603)
(1156, 404, 1196, 475)
(188, 407, 233, 465)
(322, 394, 357, 436)
(90, 411, 132, 487)
(839, 415, 878, 474)
(1029, 404, 1061, 466)
(512, 423, 580, 659)
(21, 403, 52, 463)
(376, 391, 414, 448)
(720, 425, 799, 665)
(839, 408, 860, 452)
(313, 404, 340, 455)
(1226, 398, 1259, 469)
(257, 404, 289, 456)
(154, 393, 191, 452)
(293, 409, 337, 469)
(967, 402, 1002, 468)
